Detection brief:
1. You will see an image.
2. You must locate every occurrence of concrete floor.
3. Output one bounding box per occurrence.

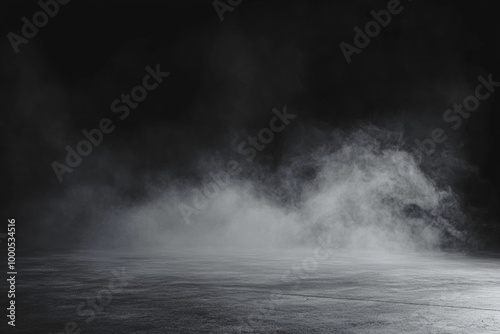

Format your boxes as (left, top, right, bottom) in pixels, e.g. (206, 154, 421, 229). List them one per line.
(14, 249, 500, 333)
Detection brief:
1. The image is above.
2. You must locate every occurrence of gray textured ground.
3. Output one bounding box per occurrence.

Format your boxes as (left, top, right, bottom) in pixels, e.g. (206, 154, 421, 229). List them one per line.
(13, 249, 500, 333)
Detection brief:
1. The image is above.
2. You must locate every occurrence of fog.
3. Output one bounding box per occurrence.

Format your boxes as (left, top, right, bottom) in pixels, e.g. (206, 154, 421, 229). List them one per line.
(3, 0, 496, 254)
(79, 124, 469, 254)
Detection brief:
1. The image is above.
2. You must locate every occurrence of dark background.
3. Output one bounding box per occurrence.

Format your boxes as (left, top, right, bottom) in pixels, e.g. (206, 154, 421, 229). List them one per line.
(0, 0, 499, 251)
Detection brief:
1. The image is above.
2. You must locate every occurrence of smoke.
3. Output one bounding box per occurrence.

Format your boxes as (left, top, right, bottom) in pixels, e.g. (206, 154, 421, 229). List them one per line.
(81, 123, 470, 253)
(3, 0, 494, 253)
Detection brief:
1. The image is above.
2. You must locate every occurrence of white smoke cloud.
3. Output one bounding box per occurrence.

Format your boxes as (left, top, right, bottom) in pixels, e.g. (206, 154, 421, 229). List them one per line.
(101, 125, 467, 253)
